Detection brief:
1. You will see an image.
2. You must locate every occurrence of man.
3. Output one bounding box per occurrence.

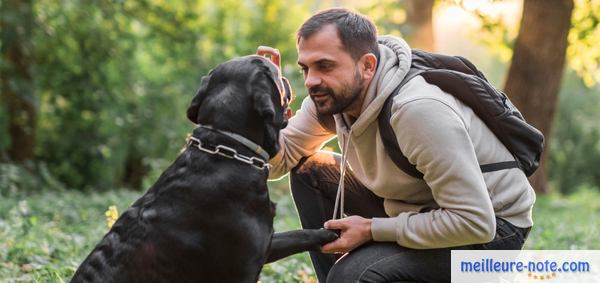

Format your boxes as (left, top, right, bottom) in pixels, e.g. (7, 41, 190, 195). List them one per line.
(268, 8, 534, 283)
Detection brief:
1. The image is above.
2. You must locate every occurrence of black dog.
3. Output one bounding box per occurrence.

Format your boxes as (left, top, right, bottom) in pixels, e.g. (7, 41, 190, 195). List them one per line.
(71, 56, 338, 283)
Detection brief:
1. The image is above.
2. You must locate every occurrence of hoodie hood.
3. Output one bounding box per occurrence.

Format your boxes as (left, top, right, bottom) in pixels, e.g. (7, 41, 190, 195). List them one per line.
(335, 35, 412, 136)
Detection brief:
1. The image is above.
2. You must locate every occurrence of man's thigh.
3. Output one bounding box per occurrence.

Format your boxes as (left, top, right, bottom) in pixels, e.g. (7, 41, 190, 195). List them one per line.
(290, 150, 387, 219)
(327, 242, 452, 283)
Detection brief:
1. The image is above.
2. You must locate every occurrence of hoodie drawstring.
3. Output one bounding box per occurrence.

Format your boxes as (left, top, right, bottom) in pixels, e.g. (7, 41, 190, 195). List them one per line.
(332, 130, 352, 220)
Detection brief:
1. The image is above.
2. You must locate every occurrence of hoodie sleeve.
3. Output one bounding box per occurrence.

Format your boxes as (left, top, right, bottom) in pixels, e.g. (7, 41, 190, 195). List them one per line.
(370, 82, 496, 248)
(268, 96, 337, 180)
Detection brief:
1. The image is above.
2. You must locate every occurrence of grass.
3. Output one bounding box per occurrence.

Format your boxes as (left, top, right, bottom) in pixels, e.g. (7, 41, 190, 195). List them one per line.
(1, 180, 599, 282)
(0, 177, 315, 283)
(524, 187, 600, 249)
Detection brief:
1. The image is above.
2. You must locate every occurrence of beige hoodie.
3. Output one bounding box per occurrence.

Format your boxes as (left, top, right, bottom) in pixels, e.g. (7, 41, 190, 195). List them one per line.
(269, 36, 535, 249)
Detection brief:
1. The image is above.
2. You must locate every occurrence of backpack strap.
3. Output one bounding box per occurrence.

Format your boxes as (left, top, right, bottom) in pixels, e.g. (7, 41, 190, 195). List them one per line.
(377, 69, 521, 179)
(378, 68, 425, 179)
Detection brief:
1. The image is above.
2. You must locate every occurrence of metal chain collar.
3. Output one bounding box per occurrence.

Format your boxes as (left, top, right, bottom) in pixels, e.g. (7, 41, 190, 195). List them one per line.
(187, 136, 271, 171)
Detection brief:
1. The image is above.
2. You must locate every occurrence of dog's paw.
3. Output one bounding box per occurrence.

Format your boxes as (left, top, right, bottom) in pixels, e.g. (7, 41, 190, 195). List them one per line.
(304, 228, 339, 251)
(313, 228, 339, 246)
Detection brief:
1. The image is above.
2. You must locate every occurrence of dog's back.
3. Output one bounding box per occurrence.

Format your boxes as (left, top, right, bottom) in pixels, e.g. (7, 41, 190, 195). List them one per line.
(71, 146, 274, 282)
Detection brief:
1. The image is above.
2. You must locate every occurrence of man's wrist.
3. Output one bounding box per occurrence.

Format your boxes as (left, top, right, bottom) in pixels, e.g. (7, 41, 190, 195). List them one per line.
(363, 218, 373, 241)
(371, 217, 397, 242)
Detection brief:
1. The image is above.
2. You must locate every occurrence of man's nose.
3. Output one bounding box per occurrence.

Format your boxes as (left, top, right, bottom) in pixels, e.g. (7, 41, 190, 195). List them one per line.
(304, 71, 322, 90)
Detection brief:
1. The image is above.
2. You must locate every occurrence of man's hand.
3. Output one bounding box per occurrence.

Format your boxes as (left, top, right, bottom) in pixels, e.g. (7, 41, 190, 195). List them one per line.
(321, 216, 372, 254)
(256, 46, 281, 68)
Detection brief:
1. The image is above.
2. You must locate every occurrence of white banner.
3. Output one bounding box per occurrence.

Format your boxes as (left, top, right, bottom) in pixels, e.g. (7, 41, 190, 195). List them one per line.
(451, 250, 600, 283)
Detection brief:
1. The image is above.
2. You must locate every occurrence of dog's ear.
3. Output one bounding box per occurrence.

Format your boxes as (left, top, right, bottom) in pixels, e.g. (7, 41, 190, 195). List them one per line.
(251, 59, 281, 122)
(265, 67, 285, 106)
(281, 76, 293, 105)
(186, 74, 211, 124)
(252, 88, 276, 123)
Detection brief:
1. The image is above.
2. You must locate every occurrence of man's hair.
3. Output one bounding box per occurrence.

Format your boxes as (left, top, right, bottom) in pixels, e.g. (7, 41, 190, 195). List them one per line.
(297, 8, 379, 61)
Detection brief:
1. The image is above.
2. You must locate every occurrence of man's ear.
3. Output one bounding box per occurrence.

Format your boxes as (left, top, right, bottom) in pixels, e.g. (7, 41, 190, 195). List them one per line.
(359, 53, 378, 81)
(186, 75, 211, 124)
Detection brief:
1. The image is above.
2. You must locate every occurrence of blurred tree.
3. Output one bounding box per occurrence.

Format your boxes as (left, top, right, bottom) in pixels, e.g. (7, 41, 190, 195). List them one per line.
(1, 0, 37, 162)
(504, 0, 574, 193)
(360, 0, 437, 51)
(404, 0, 435, 51)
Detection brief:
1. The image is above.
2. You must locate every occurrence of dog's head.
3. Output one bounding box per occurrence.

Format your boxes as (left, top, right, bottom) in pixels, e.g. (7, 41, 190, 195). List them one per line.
(186, 55, 293, 158)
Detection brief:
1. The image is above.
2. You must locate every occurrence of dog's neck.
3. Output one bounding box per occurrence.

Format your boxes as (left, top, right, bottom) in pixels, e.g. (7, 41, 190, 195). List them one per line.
(194, 124, 269, 161)
(191, 123, 267, 159)
(199, 118, 266, 148)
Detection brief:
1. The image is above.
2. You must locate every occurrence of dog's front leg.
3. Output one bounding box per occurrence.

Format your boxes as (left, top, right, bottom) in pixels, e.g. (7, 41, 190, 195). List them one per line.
(265, 228, 338, 263)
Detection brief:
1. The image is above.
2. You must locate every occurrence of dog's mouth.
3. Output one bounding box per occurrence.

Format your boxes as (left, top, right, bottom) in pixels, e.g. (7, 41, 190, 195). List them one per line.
(279, 106, 291, 129)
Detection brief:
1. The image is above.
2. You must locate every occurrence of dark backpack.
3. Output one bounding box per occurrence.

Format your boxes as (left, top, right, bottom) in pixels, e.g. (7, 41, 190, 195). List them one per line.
(376, 49, 544, 179)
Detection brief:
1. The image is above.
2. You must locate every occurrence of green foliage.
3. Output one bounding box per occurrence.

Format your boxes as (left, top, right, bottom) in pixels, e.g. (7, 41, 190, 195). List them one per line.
(469, 9, 516, 62)
(568, 0, 600, 87)
(25, 0, 310, 191)
(35, 0, 139, 189)
(525, 187, 600, 249)
(548, 72, 600, 194)
(0, 187, 141, 281)
(0, 162, 62, 195)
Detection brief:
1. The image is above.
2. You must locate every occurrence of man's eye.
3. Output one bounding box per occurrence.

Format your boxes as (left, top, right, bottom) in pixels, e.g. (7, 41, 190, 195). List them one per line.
(299, 67, 307, 74)
(318, 63, 332, 71)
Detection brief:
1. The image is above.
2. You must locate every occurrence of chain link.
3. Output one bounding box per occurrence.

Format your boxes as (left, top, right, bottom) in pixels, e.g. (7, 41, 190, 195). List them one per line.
(187, 136, 271, 171)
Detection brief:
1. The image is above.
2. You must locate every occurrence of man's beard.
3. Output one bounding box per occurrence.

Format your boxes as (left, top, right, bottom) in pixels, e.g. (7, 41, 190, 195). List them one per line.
(309, 70, 364, 115)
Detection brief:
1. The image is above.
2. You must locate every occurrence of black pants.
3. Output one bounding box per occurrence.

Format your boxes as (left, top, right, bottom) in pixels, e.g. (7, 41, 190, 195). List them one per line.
(290, 151, 530, 283)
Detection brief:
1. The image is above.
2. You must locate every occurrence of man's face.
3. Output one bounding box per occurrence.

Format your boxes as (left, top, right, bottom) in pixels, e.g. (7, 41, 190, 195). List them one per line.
(297, 24, 366, 116)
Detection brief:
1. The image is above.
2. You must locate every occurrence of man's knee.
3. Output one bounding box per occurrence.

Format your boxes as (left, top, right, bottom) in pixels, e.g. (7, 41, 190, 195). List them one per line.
(326, 253, 367, 283)
(292, 151, 339, 174)
(326, 243, 428, 283)
(290, 151, 340, 190)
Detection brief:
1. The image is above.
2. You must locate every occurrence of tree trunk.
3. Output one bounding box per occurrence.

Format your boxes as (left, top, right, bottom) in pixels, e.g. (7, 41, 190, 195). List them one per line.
(122, 153, 148, 190)
(504, 0, 574, 193)
(0, 0, 36, 162)
(404, 0, 435, 51)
